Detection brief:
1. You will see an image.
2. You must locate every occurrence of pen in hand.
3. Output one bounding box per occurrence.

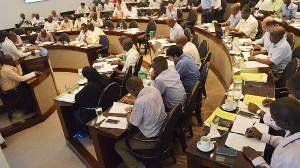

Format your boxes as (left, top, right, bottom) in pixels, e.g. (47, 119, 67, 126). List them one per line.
(247, 122, 256, 133)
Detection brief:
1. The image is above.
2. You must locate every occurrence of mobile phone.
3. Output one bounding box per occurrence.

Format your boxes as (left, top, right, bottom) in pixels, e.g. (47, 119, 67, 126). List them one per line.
(106, 119, 120, 124)
(238, 111, 254, 118)
(216, 147, 237, 157)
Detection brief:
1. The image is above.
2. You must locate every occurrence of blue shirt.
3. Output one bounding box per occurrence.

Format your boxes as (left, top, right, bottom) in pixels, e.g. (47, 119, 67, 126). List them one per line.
(268, 38, 292, 70)
(201, 0, 215, 10)
(129, 86, 166, 138)
(283, 3, 298, 19)
(166, 7, 178, 19)
(151, 68, 187, 109)
(174, 54, 200, 89)
(253, 31, 272, 52)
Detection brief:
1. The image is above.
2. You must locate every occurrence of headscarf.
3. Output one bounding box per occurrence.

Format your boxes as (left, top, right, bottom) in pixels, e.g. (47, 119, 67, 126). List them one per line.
(82, 66, 110, 87)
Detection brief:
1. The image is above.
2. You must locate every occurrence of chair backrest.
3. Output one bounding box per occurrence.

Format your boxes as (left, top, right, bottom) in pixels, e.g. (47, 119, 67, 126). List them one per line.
(116, 20, 127, 29)
(286, 32, 295, 49)
(138, 2, 149, 7)
(31, 26, 41, 33)
(276, 58, 300, 88)
(67, 15, 74, 20)
(104, 11, 113, 19)
(158, 104, 182, 153)
(13, 28, 26, 35)
(129, 20, 138, 28)
(146, 20, 157, 33)
(133, 55, 143, 76)
(50, 33, 57, 42)
(0, 31, 9, 42)
(144, 9, 153, 16)
(99, 82, 120, 111)
(184, 28, 191, 41)
(137, 9, 142, 17)
(28, 34, 38, 44)
(203, 51, 211, 64)
(103, 20, 114, 28)
(292, 46, 300, 59)
(200, 62, 210, 87)
(177, 9, 183, 19)
(187, 10, 197, 22)
(58, 33, 70, 43)
(198, 40, 208, 61)
(192, 34, 199, 49)
(221, 0, 227, 10)
(99, 35, 109, 48)
(256, 20, 263, 39)
(121, 65, 133, 97)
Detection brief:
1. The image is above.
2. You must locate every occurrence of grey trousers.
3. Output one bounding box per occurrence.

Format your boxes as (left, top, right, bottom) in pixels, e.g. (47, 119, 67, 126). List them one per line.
(115, 132, 158, 168)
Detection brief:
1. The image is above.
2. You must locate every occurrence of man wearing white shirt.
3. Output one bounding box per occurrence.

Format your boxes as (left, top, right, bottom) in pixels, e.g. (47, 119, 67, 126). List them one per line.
(18, 13, 30, 28)
(119, 0, 127, 9)
(149, 0, 161, 8)
(174, 0, 188, 7)
(113, 3, 126, 18)
(125, 5, 138, 18)
(44, 15, 59, 31)
(77, 3, 90, 13)
(51, 10, 62, 21)
(227, 5, 258, 40)
(76, 23, 90, 42)
(160, 17, 184, 43)
(90, 0, 102, 11)
(60, 15, 73, 30)
(31, 13, 44, 26)
(175, 35, 201, 68)
(251, 0, 272, 11)
(103, 0, 114, 10)
(165, 3, 178, 19)
(86, 22, 105, 44)
(73, 14, 88, 29)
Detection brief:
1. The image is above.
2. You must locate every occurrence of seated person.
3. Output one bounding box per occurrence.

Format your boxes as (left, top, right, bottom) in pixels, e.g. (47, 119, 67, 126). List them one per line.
(242, 97, 300, 168)
(164, 3, 178, 19)
(110, 35, 129, 60)
(245, 16, 277, 55)
(166, 45, 200, 90)
(115, 76, 167, 168)
(251, 0, 271, 11)
(31, 13, 45, 26)
(4, 34, 23, 47)
(18, 13, 30, 28)
(151, 56, 187, 110)
(103, 0, 114, 11)
(76, 2, 90, 13)
(220, 4, 241, 28)
(113, 3, 126, 18)
(119, 0, 127, 9)
(155, 2, 167, 17)
(73, 66, 110, 134)
(73, 14, 88, 29)
(112, 39, 139, 75)
(282, 0, 298, 20)
(86, 22, 105, 44)
(51, 10, 62, 21)
(76, 23, 89, 42)
(125, 4, 138, 18)
(0, 54, 42, 114)
(226, 5, 258, 40)
(91, 13, 103, 28)
(90, 0, 103, 11)
(44, 15, 59, 31)
(174, 0, 188, 7)
(60, 15, 74, 30)
(88, 5, 101, 19)
(149, 0, 161, 8)
(2, 31, 33, 60)
(175, 35, 201, 68)
(159, 17, 184, 43)
(248, 26, 292, 71)
(268, 0, 284, 15)
(30, 13, 36, 25)
(36, 29, 54, 43)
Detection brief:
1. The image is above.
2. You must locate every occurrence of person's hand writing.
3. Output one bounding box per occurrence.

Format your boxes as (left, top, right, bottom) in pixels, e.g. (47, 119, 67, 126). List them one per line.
(242, 146, 261, 161)
(166, 38, 172, 42)
(245, 127, 262, 140)
(34, 71, 43, 77)
(248, 102, 260, 113)
(225, 26, 230, 31)
(162, 13, 166, 17)
(122, 97, 135, 105)
(111, 61, 119, 65)
(125, 106, 132, 113)
(262, 99, 273, 107)
(244, 41, 252, 46)
(248, 56, 256, 61)
(159, 35, 165, 39)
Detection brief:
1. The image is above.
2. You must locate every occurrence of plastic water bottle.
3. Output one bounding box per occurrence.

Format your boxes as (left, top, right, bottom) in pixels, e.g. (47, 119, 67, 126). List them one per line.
(233, 75, 243, 104)
(138, 71, 147, 87)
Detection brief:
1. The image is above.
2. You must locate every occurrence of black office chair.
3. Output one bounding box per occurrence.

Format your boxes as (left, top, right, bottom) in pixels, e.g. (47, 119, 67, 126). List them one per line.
(133, 55, 143, 76)
(97, 35, 110, 58)
(192, 34, 199, 49)
(28, 34, 38, 44)
(103, 11, 113, 19)
(184, 10, 197, 32)
(137, 9, 142, 17)
(50, 33, 57, 42)
(144, 9, 153, 16)
(175, 81, 201, 152)
(116, 20, 127, 29)
(292, 46, 300, 59)
(129, 20, 138, 28)
(13, 28, 26, 35)
(0, 31, 9, 43)
(103, 20, 114, 28)
(275, 58, 300, 98)
(200, 62, 210, 98)
(138, 20, 157, 54)
(67, 15, 74, 20)
(256, 20, 263, 39)
(0, 88, 24, 121)
(138, 1, 149, 7)
(198, 40, 209, 63)
(99, 82, 120, 111)
(184, 28, 191, 41)
(58, 33, 70, 43)
(286, 32, 295, 49)
(177, 9, 183, 19)
(125, 104, 182, 167)
(31, 26, 42, 33)
(120, 66, 133, 98)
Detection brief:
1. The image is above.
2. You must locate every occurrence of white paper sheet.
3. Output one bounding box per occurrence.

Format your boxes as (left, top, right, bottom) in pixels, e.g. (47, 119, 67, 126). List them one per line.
(105, 58, 120, 62)
(231, 116, 269, 135)
(100, 116, 127, 129)
(162, 43, 176, 47)
(225, 133, 266, 152)
(109, 102, 133, 114)
(57, 94, 75, 103)
(242, 52, 251, 60)
(41, 42, 54, 45)
(256, 54, 269, 59)
(244, 61, 269, 68)
(239, 105, 270, 119)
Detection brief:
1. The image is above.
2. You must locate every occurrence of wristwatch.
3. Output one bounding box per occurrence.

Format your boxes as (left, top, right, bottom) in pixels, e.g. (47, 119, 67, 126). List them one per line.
(256, 110, 262, 115)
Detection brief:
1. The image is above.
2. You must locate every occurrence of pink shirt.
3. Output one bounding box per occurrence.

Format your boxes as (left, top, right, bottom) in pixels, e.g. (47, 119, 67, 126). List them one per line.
(36, 32, 54, 42)
(5, 35, 23, 47)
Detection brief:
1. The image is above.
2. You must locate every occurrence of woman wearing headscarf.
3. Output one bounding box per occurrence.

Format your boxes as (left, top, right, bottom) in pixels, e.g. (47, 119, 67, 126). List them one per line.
(73, 66, 111, 135)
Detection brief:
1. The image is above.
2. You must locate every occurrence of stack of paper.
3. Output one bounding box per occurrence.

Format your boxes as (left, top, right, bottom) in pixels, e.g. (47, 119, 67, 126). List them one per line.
(92, 62, 105, 68)
(100, 116, 127, 129)
(239, 46, 253, 52)
(244, 61, 269, 68)
(56, 94, 75, 103)
(105, 58, 120, 62)
(231, 116, 269, 135)
(225, 133, 266, 152)
(243, 94, 275, 105)
(99, 64, 118, 73)
(204, 108, 237, 131)
(109, 102, 133, 114)
(162, 43, 176, 47)
(240, 73, 268, 83)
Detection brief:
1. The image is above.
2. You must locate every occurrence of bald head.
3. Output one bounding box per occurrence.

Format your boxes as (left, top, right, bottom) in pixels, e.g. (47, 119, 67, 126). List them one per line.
(2, 54, 15, 65)
(270, 26, 285, 43)
(262, 16, 276, 31)
(166, 17, 176, 28)
(167, 3, 174, 10)
(8, 31, 17, 42)
(123, 39, 133, 51)
(175, 35, 188, 47)
(230, 4, 240, 15)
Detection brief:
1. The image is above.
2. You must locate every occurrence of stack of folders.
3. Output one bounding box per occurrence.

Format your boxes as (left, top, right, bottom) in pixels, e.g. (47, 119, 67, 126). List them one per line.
(240, 73, 268, 83)
(204, 108, 237, 131)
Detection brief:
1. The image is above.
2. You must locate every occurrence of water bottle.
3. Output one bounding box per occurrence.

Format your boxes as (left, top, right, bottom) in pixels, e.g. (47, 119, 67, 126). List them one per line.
(138, 71, 147, 86)
(120, 22, 123, 30)
(233, 75, 243, 105)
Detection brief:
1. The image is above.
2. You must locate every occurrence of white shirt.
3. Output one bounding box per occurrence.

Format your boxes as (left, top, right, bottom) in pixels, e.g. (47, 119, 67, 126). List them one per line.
(103, 2, 115, 11)
(31, 17, 45, 26)
(214, 0, 222, 10)
(122, 47, 139, 72)
(76, 6, 90, 13)
(253, 31, 271, 51)
(183, 42, 201, 68)
(60, 20, 73, 29)
(120, 2, 127, 9)
(174, 0, 188, 7)
(235, 14, 258, 39)
(2, 39, 31, 60)
(87, 27, 105, 44)
(76, 30, 90, 41)
(92, 18, 104, 28)
(44, 21, 60, 31)
(113, 6, 127, 17)
(19, 19, 30, 27)
(125, 7, 138, 18)
(255, 0, 272, 10)
(73, 17, 87, 28)
(149, 0, 161, 8)
(91, 3, 103, 11)
(170, 22, 184, 40)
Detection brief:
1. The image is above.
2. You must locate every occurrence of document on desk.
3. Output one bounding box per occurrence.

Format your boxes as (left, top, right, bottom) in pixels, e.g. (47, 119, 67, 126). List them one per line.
(239, 105, 270, 119)
(240, 73, 268, 83)
(243, 94, 275, 105)
(256, 54, 269, 59)
(56, 94, 75, 103)
(204, 108, 237, 131)
(242, 52, 251, 60)
(100, 116, 127, 129)
(109, 102, 132, 114)
(244, 61, 269, 68)
(231, 116, 269, 135)
(225, 133, 266, 152)
(105, 58, 120, 62)
(162, 43, 176, 47)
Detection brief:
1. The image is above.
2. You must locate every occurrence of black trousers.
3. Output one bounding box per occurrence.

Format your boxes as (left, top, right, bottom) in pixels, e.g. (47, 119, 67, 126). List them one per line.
(73, 108, 97, 134)
(202, 9, 215, 23)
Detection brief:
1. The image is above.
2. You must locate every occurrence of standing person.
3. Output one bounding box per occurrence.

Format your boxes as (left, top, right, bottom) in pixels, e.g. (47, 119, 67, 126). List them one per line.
(18, 13, 30, 28)
(195, 0, 215, 23)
